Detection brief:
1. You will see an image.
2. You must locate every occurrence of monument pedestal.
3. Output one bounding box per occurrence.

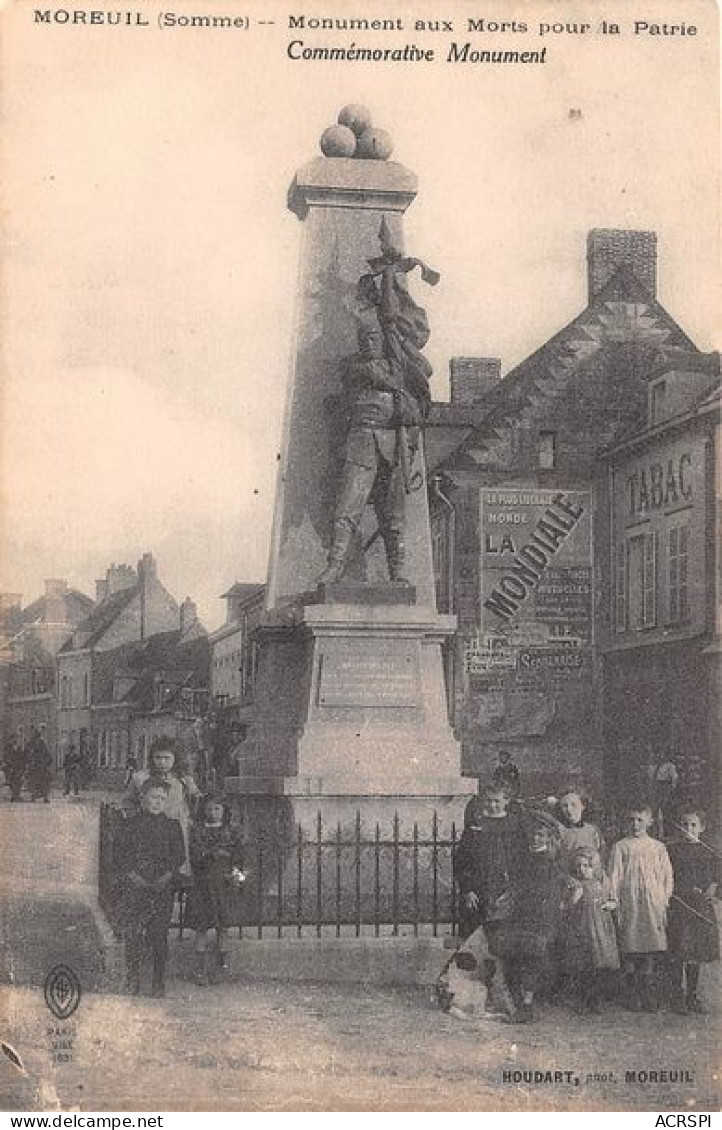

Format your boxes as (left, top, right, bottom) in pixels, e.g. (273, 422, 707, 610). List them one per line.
(228, 595, 472, 837)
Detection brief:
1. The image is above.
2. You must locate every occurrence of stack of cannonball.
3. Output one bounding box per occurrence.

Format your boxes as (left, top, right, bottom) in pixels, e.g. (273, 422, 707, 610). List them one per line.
(320, 105, 393, 160)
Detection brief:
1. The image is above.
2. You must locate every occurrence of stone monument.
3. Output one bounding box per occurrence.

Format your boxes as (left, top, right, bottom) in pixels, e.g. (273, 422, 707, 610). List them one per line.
(227, 106, 472, 845)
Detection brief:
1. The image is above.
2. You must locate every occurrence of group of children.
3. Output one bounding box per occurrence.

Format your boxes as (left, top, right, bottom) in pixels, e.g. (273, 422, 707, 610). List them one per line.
(115, 740, 245, 997)
(450, 782, 719, 1023)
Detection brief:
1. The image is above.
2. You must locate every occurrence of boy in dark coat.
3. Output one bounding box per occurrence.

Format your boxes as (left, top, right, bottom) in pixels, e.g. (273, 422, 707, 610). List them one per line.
(454, 785, 524, 942)
(117, 777, 185, 997)
(667, 806, 719, 1013)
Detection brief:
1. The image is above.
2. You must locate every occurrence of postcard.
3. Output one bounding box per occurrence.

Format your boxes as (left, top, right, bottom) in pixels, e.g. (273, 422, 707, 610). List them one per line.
(1, 0, 719, 1113)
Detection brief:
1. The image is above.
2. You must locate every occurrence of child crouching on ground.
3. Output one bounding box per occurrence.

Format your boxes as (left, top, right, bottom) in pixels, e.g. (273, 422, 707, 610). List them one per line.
(117, 777, 185, 997)
(186, 795, 246, 984)
(666, 805, 719, 1013)
(608, 802, 673, 1011)
(564, 847, 619, 1013)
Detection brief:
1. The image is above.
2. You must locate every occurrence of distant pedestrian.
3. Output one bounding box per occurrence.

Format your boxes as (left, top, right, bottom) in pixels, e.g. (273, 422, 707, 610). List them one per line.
(63, 743, 82, 797)
(116, 777, 185, 997)
(563, 847, 619, 1013)
(123, 756, 138, 789)
(4, 735, 26, 802)
(186, 795, 246, 984)
(666, 805, 719, 1014)
(27, 731, 53, 803)
(608, 803, 673, 1011)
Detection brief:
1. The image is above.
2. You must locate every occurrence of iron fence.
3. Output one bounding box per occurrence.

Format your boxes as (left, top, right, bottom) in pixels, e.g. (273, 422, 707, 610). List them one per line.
(99, 804, 459, 939)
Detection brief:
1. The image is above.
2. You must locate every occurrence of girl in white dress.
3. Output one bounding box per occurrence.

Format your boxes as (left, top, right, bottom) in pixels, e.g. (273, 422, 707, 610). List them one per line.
(608, 804, 673, 1011)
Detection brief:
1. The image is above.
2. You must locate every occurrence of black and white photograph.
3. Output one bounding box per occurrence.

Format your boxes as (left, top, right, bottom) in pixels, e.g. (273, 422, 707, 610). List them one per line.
(1, 0, 720, 1113)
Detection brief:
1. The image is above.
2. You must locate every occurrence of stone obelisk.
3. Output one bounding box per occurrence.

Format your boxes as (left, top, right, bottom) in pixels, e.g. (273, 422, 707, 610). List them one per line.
(228, 106, 472, 836)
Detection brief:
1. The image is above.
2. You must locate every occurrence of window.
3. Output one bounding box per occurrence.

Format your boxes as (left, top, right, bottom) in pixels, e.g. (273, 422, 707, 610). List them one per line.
(650, 379, 668, 424)
(668, 524, 689, 624)
(614, 542, 627, 632)
(539, 431, 557, 470)
(627, 532, 657, 629)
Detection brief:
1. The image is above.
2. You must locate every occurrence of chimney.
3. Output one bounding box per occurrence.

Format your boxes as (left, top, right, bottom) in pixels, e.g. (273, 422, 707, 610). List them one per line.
(96, 579, 109, 603)
(449, 357, 501, 404)
(180, 597, 198, 637)
(106, 562, 137, 596)
(137, 552, 157, 585)
(587, 229, 657, 302)
(44, 579, 67, 600)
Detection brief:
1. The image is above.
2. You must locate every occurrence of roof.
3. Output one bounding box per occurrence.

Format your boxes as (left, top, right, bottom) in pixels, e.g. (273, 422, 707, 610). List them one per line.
(15, 588, 94, 629)
(220, 582, 265, 601)
(92, 629, 210, 709)
(437, 265, 698, 474)
(60, 585, 139, 652)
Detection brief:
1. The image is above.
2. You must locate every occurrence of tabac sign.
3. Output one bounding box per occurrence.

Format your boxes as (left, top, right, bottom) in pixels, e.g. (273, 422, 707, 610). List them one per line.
(472, 489, 593, 689)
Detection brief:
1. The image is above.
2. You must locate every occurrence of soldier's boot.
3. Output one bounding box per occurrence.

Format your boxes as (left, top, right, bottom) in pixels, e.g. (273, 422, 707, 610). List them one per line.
(317, 521, 354, 586)
(383, 530, 410, 585)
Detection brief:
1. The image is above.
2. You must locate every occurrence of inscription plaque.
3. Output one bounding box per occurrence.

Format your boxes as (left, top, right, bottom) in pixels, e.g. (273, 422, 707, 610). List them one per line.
(318, 650, 419, 708)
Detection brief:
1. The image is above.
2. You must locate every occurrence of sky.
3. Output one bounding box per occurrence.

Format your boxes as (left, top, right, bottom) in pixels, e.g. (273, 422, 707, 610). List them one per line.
(2, 0, 719, 629)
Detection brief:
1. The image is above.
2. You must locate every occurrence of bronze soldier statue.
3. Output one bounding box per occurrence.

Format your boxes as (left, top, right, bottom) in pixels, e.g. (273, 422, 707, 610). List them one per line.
(318, 221, 439, 586)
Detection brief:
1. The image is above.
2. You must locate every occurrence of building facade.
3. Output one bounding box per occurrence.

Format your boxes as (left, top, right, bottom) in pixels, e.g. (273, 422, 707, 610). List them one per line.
(428, 228, 717, 797)
(598, 352, 720, 805)
(56, 553, 182, 770)
(209, 582, 264, 773)
(2, 580, 95, 762)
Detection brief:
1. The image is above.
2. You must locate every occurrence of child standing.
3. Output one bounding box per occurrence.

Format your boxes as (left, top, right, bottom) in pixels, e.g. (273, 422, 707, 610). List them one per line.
(556, 789, 604, 866)
(667, 806, 719, 1013)
(117, 778, 185, 997)
(454, 785, 524, 943)
(489, 811, 567, 1023)
(608, 804, 673, 1011)
(186, 795, 246, 984)
(564, 847, 619, 1013)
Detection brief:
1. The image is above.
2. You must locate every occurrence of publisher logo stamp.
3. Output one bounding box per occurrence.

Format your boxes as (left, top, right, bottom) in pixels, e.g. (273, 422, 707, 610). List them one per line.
(44, 964, 81, 1020)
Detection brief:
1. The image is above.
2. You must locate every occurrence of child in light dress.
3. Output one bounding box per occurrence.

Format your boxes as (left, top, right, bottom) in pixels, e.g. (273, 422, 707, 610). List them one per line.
(564, 847, 619, 1013)
(608, 803, 673, 1011)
